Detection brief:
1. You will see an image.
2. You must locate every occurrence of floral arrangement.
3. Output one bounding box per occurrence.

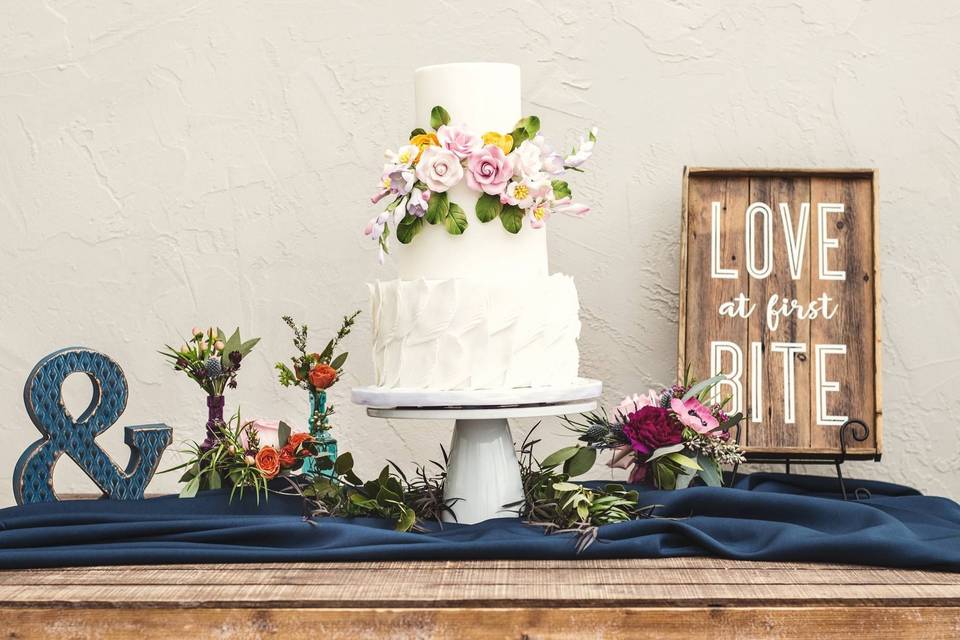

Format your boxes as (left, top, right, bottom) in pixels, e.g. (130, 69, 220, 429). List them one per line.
(364, 104, 597, 261)
(159, 324, 738, 550)
(166, 412, 318, 500)
(566, 373, 745, 490)
(274, 312, 360, 436)
(159, 327, 260, 396)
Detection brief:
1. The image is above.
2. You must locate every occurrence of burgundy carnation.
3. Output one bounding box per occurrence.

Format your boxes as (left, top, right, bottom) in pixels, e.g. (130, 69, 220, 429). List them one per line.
(622, 406, 682, 458)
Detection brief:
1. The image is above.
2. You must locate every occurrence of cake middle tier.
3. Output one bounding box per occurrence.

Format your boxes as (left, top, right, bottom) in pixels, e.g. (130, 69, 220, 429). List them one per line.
(369, 275, 581, 390)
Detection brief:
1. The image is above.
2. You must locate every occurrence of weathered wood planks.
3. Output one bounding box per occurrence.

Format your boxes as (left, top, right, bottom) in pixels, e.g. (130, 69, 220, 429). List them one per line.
(1, 560, 958, 638)
(679, 167, 881, 458)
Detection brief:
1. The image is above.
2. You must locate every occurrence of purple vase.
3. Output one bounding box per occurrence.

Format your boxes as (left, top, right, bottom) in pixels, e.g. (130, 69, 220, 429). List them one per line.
(201, 395, 225, 450)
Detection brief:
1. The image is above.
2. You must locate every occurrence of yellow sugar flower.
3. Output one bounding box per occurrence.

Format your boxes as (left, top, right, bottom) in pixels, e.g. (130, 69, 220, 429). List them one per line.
(410, 132, 440, 162)
(482, 131, 513, 154)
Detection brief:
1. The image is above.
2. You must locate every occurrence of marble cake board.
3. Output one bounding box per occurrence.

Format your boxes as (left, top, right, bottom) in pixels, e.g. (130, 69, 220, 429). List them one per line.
(351, 379, 602, 525)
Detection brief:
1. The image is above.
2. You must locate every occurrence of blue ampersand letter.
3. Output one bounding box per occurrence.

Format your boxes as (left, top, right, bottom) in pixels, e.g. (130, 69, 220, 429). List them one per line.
(13, 348, 173, 504)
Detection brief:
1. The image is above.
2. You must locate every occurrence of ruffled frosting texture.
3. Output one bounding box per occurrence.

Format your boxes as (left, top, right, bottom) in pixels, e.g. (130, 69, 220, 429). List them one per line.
(369, 275, 581, 390)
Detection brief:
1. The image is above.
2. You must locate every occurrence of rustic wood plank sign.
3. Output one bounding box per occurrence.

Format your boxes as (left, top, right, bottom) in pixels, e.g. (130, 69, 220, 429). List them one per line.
(678, 168, 882, 458)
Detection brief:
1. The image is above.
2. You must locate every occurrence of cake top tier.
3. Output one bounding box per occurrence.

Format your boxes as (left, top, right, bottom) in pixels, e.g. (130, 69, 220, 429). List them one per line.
(363, 63, 599, 276)
(414, 63, 521, 134)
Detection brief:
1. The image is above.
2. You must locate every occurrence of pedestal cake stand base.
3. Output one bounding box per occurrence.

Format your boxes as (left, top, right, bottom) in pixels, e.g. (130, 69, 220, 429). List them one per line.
(352, 379, 602, 524)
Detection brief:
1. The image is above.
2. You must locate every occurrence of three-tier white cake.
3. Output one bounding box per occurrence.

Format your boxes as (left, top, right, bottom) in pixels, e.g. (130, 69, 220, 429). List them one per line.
(369, 63, 582, 390)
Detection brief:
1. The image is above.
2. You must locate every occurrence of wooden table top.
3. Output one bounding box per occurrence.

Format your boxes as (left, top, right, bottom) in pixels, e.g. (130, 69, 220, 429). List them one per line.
(2, 558, 959, 638)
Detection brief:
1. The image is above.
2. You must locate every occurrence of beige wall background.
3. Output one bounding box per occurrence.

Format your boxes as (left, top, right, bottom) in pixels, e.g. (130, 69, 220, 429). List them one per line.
(1, 0, 958, 506)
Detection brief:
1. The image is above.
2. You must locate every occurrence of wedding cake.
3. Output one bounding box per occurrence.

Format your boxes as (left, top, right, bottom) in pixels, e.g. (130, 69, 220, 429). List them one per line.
(364, 63, 597, 391)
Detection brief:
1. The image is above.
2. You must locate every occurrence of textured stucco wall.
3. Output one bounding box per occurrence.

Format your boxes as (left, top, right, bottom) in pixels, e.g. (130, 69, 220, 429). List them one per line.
(1, 0, 959, 506)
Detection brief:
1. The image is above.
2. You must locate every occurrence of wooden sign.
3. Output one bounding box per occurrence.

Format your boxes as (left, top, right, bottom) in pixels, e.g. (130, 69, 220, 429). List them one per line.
(678, 168, 881, 459)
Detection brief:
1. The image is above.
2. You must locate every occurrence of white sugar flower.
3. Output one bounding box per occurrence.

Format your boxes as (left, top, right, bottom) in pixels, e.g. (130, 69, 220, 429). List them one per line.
(525, 198, 553, 229)
(385, 145, 420, 167)
(553, 197, 590, 218)
(502, 177, 551, 210)
(564, 127, 598, 169)
(416, 146, 463, 193)
(406, 188, 430, 218)
(510, 140, 543, 179)
(363, 210, 391, 243)
(532, 134, 565, 175)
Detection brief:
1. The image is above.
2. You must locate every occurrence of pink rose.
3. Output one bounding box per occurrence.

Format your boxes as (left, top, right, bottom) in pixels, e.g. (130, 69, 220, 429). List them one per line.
(612, 390, 661, 423)
(437, 124, 482, 160)
(607, 445, 650, 485)
(241, 419, 281, 449)
(466, 145, 513, 195)
(415, 146, 463, 193)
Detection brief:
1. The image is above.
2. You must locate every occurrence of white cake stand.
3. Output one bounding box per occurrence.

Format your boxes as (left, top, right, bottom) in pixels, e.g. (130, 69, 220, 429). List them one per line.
(351, 378, 602, 524)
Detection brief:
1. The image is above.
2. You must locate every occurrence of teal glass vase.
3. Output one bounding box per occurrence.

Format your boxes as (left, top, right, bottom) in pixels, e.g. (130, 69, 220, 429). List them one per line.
(302, 388, 336, 476)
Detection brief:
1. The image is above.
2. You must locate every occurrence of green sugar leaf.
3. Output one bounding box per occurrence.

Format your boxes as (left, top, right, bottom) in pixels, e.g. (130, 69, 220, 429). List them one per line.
(396, 214, 424, 244)
(444, 202, 468, 235)
(514, 115, 540, 137)
(475, 193, 503, 223)
(500, 204, 524, 234)
(425, 191, 449, 224)
(430, 105, 451, 130)
(509, 127, 529, 150)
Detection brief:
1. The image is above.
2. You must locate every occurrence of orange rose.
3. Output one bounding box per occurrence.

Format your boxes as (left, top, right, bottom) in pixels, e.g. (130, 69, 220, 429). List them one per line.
(287, 432, 315, 451)
(278, 446, 297, 469)
(410, 132, 440, 162)
(255, 446, 280, 479)
(308, 363, 337, 389)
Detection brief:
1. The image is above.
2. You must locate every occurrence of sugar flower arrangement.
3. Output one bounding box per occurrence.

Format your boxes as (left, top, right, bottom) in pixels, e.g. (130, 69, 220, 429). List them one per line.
(364, 105, 597, 261)
(566, 372, 745, 490)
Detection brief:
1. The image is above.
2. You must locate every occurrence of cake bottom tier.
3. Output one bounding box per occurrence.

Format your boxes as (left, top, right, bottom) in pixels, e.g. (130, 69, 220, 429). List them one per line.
(369, 275, 581, 390)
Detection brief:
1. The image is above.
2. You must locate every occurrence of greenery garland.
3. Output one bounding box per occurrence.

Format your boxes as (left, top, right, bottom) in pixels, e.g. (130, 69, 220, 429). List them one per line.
(275, 424, 654, 551)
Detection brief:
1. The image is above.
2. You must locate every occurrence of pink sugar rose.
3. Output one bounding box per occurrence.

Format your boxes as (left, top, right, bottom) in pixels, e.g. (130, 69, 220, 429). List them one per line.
(437, 124, 482, 160)
(415, 146, 463, 193)
(466, 144, 514, 195)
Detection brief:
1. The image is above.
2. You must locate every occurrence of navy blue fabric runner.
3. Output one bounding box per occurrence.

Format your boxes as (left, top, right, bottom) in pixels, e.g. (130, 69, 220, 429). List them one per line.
(2, 473, 959, 570)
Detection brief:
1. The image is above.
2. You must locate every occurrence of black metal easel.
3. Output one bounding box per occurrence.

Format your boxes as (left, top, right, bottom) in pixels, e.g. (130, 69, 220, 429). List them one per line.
(729, 419, 880, 500)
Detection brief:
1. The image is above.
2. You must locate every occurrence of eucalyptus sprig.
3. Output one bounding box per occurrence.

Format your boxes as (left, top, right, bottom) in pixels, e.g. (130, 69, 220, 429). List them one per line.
(281, 449, 456, 532)
(509, 425, 656, 552)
